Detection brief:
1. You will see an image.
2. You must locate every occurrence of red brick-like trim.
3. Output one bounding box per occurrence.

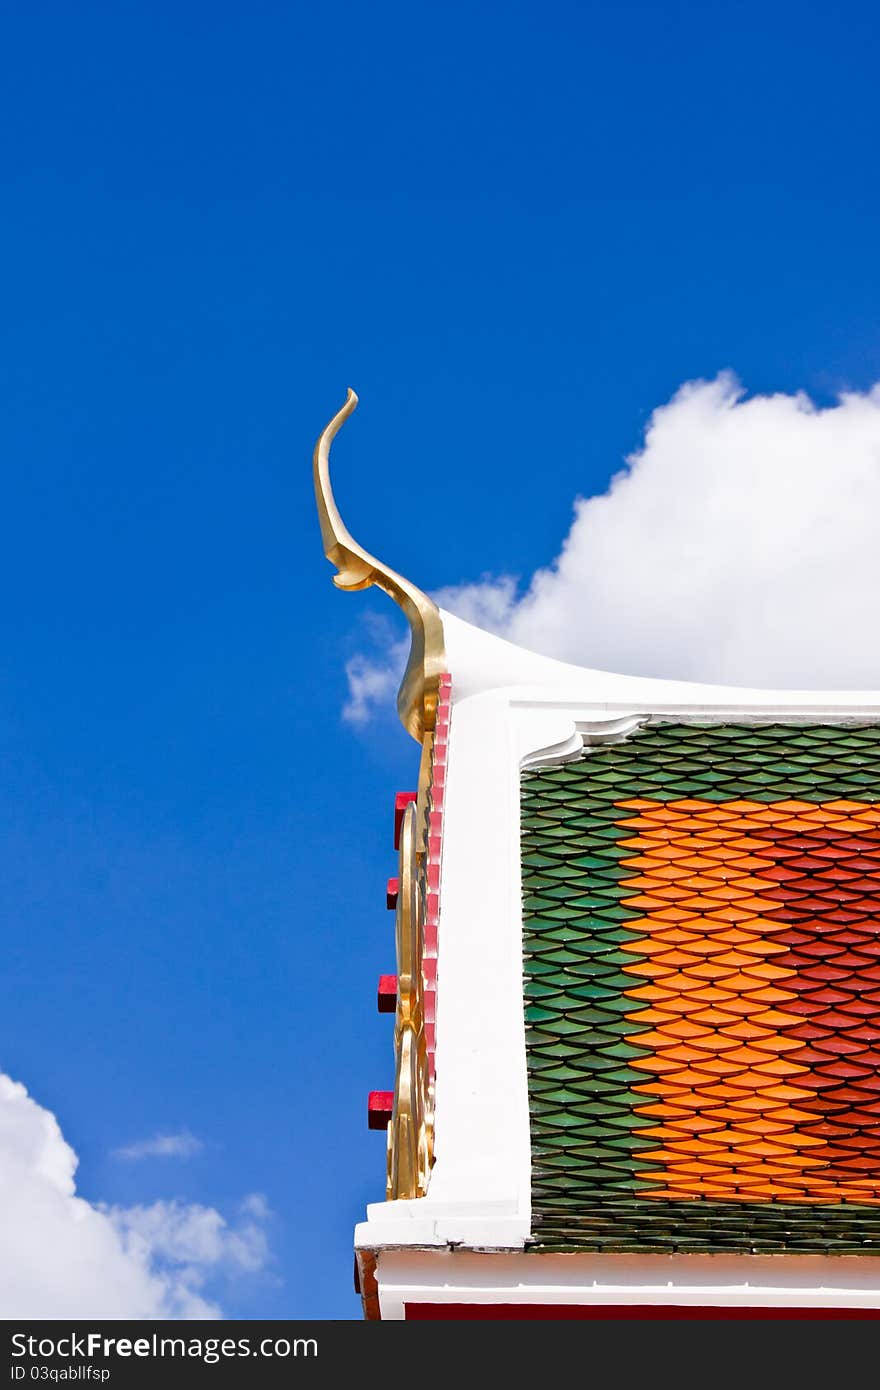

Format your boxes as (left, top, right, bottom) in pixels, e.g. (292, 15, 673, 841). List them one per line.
(406, 1302, 880, 1320)
(423, 675, 452, 1083)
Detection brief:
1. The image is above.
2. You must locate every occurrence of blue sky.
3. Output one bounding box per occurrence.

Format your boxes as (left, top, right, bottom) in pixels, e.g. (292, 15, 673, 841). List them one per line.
(2, 0, 880, 1318)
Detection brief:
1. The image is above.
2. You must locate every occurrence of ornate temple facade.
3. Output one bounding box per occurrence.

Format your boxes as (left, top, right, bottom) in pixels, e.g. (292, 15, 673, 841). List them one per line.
(315, 392, 880, 1320)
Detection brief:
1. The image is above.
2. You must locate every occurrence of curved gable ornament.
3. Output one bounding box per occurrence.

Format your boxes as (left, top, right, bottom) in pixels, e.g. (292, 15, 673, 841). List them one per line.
(312, 389, 446, 742)
(313, 389, 446, 1200)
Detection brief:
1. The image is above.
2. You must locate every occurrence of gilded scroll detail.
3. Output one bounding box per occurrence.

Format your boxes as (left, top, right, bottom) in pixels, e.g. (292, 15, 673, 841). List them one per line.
(311, 390, 446, 742)
(387, 800, 433, 1198)
(311, 392, 447, 1202)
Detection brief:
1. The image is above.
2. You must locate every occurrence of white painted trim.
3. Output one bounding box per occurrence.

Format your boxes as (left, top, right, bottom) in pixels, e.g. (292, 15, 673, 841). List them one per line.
(439, 609, 880, 711)
(375, 1249, 880, 1320)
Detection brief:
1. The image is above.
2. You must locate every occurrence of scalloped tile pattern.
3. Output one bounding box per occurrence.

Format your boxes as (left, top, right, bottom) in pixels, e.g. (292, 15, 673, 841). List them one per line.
(522, 723, 880, 1252)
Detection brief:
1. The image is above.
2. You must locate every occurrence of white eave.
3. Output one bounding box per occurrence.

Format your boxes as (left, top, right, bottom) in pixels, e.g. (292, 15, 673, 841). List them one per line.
(440, 608, 880, 715)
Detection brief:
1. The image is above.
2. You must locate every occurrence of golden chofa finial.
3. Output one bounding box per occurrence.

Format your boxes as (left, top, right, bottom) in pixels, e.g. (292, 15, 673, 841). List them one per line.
(312, 389, 447, 742)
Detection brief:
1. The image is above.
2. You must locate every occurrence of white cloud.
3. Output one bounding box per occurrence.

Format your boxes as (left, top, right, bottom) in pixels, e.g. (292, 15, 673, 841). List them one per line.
(347, 373, 880, 717)
(0, 1071, 269, 1318)
(342, 611, 410, 723)
(342, 647, 405, 724)
(239, 1191, 271, 1222)
(107, 1195, 269, 1283)
(113, 1131, 203, 1161)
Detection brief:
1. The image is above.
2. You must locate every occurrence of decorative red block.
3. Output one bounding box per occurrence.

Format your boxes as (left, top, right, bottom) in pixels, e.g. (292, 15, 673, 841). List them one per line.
(378, 974, 398, 1013)
(368, 1091, 394, 1130)
(394, 791, 418, 849)
(386, 877, 399, 910)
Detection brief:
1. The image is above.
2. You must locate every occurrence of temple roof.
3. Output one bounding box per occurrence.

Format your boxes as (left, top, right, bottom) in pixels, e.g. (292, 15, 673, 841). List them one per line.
(313, 392, 880, 1314)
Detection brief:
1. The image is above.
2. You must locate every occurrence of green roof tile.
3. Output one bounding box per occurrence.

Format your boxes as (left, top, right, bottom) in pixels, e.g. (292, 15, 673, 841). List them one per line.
(522, 720, 880, 1253)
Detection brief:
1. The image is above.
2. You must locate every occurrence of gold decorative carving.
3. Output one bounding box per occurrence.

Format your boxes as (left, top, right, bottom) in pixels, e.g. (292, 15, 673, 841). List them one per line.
(386, 801, 433, 1198)
(312, 390, 439, 1200)
(312, 389, 446, 742)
